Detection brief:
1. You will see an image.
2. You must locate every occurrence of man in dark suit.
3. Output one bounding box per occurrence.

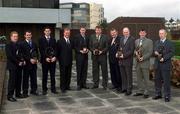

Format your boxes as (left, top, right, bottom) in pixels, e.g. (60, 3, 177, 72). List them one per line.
(57, 28, 73, 93)
(116, 27, 135, 95)
(74, 27, 89, 90)
(5, 31, 25, 102)
(39, 27, 57, 95)
(108, 28, 122, 92)
(89, 26, 108, 90)
(21, 31, 39, 97)
(152, 29, 175, 102)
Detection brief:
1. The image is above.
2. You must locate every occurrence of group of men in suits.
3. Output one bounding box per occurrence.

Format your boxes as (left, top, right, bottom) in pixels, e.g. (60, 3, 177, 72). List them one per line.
(5, 26, 174, 102)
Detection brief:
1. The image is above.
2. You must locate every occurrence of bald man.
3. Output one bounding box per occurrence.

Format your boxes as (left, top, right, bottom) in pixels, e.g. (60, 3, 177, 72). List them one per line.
(116, 27, 135, 96)
(152, 29, 175, 102)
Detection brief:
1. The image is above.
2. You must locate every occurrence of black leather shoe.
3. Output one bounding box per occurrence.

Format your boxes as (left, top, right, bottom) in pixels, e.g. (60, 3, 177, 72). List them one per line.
(143, 94, 149, 99)
(125, 91, 132, 96)
(165, 97, 170, 102)
(61, 90, 66, 93)
(152, 96, 162, 100)
(16, 94, 25, 99)
(82, 86, 89, 89)
(7, 97, 17, 102)
(66, 87, 71, 90)
(52, 91, 58, 94)
(23, 94, 29, 98)
(133, 93, 143, 96)
(103, 86, 107, 90)
(42, 91, 47, 95)
(77, 86, 82, 91)
(31, 91, 39, 96)
(91, 86, 98, 89)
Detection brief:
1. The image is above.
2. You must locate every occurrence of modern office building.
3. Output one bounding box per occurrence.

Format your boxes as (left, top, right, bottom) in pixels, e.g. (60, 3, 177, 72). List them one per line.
(60, 2, 90, 29)
(0, 0, 71, 41)
(90, 3, 105, 29)
(60, 2, 105, 29)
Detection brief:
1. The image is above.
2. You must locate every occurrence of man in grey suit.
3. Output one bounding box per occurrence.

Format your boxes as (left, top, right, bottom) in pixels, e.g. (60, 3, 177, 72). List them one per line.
(133, 29, 153, 98)
(152, 29, 175, 102)
(89, 26, 108, 90)
(116, 27, 135, 95)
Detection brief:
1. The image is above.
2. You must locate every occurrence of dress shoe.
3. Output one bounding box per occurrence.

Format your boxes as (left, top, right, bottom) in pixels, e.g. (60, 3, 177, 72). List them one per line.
(91, 86, 98, 89)
(110, 86, 117, 89)
(125, 91, 132, 96)
(103, 86, 107, 90)
(165, 97, 170, 102)
(133, 93, 143, 96)
(23, 94, 29, 98)
(30, 91, 39, 96)
(143, 94, 149, 99)
(16, 94, 25, 99)
(51, 91, 58, 94)
(82, 86, 89, 89)
(7, 97, 17, 102)
(61, 90, 66, 93)
(77, 86, 82, 91)
(42, 91, 47, 95)
(66, 87, 71, 90)
(152, 95, 162, 100)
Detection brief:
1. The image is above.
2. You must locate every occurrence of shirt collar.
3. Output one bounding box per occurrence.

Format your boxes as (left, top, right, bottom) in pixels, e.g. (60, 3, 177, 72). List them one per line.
(161, 38, 166, 43)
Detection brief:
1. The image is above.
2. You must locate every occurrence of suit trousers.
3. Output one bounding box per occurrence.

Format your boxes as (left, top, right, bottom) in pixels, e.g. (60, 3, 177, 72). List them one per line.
(23, 66, 37, 94)
(42, 63, 56, 92)
(155, 67, 171, 98)
(92, 55, 108, 87)
(136, 65, 149, 95)
(60, 64, 72, 91)
(120, 65, 133, 92)
(76, 55, 88, 87)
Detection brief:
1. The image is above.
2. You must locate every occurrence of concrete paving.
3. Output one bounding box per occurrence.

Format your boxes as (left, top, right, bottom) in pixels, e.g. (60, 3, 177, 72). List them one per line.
(1, 59, 180, 114)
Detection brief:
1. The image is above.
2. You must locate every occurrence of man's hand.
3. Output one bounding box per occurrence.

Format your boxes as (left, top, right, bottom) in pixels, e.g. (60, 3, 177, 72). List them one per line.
(30, 59, 37, 64)
(139, 57, 143, 62)
(51, 57, 56, 62)
(154, 51, 159, 56)
(160, 58, 164, 62)
(119, 54, 124, 59)
(99, 51, 103, 55)
(135, 51, 138, 56)
(46, 58, 51, 63)
(115, 53, 119, 58)
(80, 50, 84, 54)
(19, 62, 23, 66)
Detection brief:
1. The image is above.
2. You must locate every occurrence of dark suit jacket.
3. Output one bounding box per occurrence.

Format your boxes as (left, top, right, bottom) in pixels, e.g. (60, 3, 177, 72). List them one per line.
(154, 39, 175, 70)
(38, 36, 56, 64)
(89, 34, 108, 59)
(20, 40, 38, 69)
(74, 34, 89, 59)
(5, 41, 20, 70)
(108, 36, 121, 64)
(56, 38, 73, 66)
(119, 36, 135, 66)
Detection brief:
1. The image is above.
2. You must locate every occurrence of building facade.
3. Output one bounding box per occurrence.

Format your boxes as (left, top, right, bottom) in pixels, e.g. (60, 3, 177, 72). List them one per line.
(60, 3, 90, 29)
(107, 17, 165, 42)
(0, 0, 71, 41)
(90, 3, 104, 29)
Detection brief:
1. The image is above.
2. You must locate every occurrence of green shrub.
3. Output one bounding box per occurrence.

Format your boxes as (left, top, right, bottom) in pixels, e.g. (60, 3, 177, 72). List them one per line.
(172, 40, 180, 56)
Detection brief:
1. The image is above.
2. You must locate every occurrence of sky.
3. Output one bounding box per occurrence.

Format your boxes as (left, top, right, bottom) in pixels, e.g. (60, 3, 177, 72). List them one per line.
(60, 0, 180, 22)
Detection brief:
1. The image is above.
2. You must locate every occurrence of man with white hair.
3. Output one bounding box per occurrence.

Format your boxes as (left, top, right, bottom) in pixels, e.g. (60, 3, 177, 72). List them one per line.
(116, 27, 135, 95)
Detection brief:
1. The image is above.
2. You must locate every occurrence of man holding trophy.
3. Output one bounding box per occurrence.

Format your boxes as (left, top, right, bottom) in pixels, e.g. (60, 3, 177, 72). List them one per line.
(153, 29, 175, 102)
(89, 26, 108, 90)
(116, 27, 135, 95)
(39, 27, 57, 95)
(133, 29, 153, 98)
(74, 27, 89, 90)
(21, 31, 39, 97)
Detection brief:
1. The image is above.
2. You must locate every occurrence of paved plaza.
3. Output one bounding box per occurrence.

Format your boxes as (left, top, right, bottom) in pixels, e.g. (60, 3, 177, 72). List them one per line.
(1, 59, 180, 114)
